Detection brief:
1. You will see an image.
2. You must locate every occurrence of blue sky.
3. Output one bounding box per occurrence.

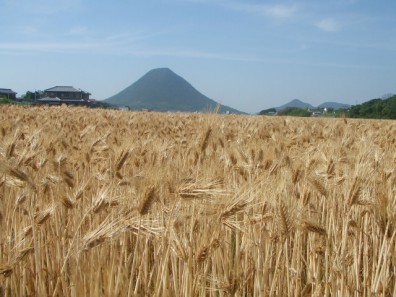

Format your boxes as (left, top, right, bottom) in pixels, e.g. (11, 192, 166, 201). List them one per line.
(1, 0, 395, 113)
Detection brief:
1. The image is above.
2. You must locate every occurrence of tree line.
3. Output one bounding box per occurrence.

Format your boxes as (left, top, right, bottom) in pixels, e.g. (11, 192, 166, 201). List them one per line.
(348, 95, 396, 119)
(259, 95, 396, 119)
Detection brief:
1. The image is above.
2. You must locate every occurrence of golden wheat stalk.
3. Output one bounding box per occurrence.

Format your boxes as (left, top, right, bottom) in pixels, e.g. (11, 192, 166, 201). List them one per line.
(301, 219, 327, 236)
(220, 202, 247, 220)
(61, 195, 76, 209)
(14, 247, 34, 263)
(0, 265, 13, 277)
(115, 149, 130, 172)
(34, 206, 55, 225)
(200, 128, 212, 152)
(277, 200, 293, 236)
(348, 177, 361, 205)
(139, 186, 157, 215)
(308, 176, 327, 197)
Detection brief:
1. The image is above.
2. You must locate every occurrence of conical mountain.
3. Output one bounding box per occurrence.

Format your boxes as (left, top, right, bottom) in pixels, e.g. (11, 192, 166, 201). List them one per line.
(276, 99, 314, 110)
(104, 68, 243, 113)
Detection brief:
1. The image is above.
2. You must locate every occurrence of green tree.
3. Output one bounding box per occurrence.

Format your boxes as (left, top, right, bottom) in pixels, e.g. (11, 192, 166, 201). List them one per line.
(93, 101, 114, 109)
(22, 90, 43, 102)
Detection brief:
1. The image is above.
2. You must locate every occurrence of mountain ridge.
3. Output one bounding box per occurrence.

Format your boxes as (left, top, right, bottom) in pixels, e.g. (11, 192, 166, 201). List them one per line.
(273, 99, 350, 111)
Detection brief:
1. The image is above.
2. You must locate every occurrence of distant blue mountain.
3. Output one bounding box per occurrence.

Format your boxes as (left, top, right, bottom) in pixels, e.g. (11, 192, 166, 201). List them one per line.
(269, 99, 350, 112)
(104, 68, 244, 114)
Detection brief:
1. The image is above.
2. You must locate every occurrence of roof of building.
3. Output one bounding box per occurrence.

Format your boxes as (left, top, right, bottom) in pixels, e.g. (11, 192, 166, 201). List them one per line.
(37, 97, 92, 103)
(37, 97, 61, 101)
(45, 86, 90, 93)
(0, 88, 17, 94)
(36, 97, 94, 106)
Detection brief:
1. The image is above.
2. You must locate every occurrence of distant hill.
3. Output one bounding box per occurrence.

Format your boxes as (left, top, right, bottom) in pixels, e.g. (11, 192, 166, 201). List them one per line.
(260, 99, 350, 114)
(317, 102, 350, 109)
(276, 99, 314, 110)
(104, 68, 243, 114)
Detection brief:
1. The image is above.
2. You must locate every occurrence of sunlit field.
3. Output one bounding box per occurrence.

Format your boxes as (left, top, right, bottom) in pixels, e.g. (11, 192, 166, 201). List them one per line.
(0, 105, 395, 296)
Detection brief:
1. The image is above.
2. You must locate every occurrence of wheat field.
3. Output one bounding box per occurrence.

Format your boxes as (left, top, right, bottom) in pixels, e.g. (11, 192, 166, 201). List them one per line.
(0, 105, 395, 296)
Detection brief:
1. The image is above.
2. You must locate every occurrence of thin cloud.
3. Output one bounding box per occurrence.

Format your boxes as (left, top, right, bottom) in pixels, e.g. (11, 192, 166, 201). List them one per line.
(68, 26, 89, 36)
(104, 31, 154, 43)
(0, 28, 156, 55)
(0, 39, 384, 72)
(180, 0, 297, 19)
(19, 25, 39, 35)
(3, 0, 82, 15)
(0, 42, 101, 53)
(316, 18, 341, 32)
(0, 39, 266, 62)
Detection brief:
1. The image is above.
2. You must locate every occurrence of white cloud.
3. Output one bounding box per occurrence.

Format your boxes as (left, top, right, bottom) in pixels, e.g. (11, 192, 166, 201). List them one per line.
(265, 4, 297, 18)
(230, 3, 297, 19)
(316, 18, 341, 32)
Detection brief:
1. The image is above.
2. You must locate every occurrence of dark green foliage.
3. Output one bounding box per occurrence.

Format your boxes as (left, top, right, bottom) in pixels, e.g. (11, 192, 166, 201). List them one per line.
(349, 95, 396, 119)
(277, 107, 311, 117)
(22, 90, 43, 102)
(93, 101, 114, 109)
(258, 108, 277, 115)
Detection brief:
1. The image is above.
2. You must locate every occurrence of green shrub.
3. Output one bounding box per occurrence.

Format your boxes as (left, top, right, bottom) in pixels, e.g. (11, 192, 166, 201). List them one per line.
(277, 107, 311, 117)
(0, 97, 16, 105)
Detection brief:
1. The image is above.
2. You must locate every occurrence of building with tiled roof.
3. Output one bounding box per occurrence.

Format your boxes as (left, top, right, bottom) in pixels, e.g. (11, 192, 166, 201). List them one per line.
(44, 86, 91, 100)
(0, 88, 17, 100)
